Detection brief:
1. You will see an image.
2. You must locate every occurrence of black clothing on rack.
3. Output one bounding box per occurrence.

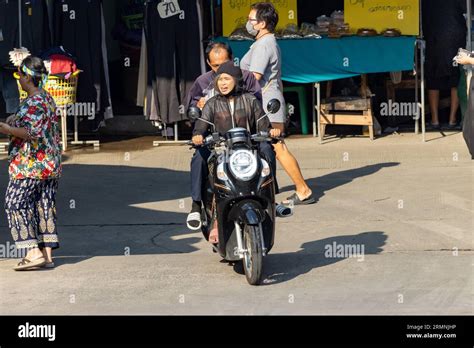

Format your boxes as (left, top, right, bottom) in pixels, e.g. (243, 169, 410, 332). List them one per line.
(144, 0, 204, 123)
(0, 0, 51, 114)
(52, 0, 111, 123)
(0, 0, 51, 66)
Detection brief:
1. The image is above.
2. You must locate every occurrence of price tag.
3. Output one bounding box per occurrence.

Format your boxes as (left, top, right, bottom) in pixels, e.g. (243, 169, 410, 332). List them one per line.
(157, 0, 182, 19)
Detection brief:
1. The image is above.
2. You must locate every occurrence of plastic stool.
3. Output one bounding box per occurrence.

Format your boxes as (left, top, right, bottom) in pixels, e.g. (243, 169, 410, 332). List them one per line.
(283, 85, 309, 135)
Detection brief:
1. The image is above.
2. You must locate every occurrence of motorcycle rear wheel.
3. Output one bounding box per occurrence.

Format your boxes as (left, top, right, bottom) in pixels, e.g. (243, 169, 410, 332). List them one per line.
(242, 224, 263, 285)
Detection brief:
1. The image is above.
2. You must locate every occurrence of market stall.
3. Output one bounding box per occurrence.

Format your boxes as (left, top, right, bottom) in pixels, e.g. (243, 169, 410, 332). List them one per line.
(219, 0, 424, 142)
(222, 35, 419, 140)
(221, 36, 416, 84)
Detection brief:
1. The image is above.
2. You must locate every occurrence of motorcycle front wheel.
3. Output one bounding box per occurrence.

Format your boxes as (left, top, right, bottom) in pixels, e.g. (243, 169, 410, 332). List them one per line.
(242, 224, 263, 285)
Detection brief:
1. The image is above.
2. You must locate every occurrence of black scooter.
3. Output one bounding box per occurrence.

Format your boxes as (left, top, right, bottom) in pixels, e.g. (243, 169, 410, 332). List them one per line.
(187, 100, 281, 285)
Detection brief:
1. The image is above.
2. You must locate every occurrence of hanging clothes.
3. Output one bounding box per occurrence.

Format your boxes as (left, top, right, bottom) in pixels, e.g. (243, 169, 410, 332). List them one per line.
(0, 0, 51, 113)
(52, 0, 112, 123)
(143, 0, 205, 123)
(137, 27, 159, 119)
(136, 28, 147, 108)
(0, 0, 51, 66)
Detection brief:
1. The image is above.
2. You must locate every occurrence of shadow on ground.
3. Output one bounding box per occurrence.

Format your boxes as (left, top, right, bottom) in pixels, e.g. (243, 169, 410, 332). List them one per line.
(0, 157, 197, 267)
(0, 158, 394, 277)
(261, 231, 387, 285)
(279, 162, 400, 203)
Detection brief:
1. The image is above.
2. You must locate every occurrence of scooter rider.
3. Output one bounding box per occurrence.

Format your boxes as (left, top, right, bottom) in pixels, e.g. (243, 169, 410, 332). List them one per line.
(187, 61, 281, 243)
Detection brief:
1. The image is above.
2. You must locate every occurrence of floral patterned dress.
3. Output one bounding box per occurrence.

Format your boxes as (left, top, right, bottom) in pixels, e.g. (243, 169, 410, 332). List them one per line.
(8, 91, 62, 180)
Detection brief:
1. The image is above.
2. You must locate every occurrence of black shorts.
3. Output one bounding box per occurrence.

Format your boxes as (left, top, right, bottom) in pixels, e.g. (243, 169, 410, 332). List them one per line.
(426, 68, 461, 90)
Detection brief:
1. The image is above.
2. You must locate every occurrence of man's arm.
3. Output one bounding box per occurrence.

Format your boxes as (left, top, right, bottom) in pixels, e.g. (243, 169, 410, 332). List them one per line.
(184, 79, 204, 110)
(243, 70, 262, 102)
(185, 72, 216, 110)
(252, 72, 263, 81)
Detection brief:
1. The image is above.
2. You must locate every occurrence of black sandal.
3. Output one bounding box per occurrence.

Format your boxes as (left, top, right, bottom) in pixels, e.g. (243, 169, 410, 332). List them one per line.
(282, 192, 316, 206)
(276, 204, 293, 217)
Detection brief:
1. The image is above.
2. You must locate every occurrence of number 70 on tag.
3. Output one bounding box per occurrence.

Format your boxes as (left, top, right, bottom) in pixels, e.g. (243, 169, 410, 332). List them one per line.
(157, 0, 185, 19)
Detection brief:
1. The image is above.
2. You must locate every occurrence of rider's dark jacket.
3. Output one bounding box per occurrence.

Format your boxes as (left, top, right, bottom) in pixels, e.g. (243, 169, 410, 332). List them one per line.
(193, 92, 271, 137)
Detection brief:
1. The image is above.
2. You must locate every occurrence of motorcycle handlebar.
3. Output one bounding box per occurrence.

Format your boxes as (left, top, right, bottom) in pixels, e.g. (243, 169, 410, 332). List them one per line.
(189, 132, 284, 148)
(252, 131, 286, 143)
(188, 135, 225, 148)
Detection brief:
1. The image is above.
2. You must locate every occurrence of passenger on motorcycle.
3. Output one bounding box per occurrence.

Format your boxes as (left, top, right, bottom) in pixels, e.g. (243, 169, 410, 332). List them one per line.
(187, 61, 281, 243)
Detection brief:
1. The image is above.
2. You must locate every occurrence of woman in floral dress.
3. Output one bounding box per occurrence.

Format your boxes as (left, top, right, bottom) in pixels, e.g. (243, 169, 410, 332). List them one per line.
(0, 56, 62, 271)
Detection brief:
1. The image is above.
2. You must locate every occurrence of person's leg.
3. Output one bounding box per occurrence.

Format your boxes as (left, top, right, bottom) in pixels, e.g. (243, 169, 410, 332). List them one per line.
(449, 88, 460, 125)
(273, 142, 312, 201)
(428, 89, 440, 125)
(36, 179, 60, 264)
(4, 179, 45, 269)
(269, 122, 312, 202)
(190, 147, 211, 203)
(188, 147, 211, 229)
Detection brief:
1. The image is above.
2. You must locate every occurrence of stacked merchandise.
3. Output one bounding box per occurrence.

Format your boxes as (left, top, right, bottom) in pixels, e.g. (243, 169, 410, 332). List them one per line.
(316, 11, 350, 38)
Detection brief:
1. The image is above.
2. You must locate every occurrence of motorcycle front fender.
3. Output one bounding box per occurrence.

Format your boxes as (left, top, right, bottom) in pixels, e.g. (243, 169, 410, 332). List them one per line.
(228, 200, 265, 226)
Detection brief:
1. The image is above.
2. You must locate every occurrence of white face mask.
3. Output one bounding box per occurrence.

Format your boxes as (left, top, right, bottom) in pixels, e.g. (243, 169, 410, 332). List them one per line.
(246, 21, 259, 37)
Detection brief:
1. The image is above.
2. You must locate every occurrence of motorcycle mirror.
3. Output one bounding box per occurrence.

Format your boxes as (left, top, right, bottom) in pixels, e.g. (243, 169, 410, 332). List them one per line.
(187, 106, 202, 121)
(267, 99, 281, 114)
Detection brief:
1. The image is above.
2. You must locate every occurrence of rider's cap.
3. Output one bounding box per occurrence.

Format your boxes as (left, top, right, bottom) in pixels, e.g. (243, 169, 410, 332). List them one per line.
(216, 61, 243, 80)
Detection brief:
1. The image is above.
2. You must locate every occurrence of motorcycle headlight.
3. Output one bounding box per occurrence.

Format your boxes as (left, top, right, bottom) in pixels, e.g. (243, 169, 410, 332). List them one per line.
(261, 159, 271, 178)
(229, 150, 258, 181)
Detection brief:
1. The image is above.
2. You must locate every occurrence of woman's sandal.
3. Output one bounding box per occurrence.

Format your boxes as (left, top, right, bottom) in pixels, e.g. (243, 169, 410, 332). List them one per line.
(14, 256, 46, 271)
(41, 262, 55, 269)
(282, 192, 316, 206)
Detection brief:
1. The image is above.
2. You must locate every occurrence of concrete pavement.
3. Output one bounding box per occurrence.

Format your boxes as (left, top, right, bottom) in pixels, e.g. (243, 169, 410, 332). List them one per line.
(0, 131, 473, 315)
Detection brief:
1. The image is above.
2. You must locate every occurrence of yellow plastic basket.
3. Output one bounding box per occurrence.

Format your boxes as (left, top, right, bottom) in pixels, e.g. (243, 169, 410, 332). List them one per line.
(14, 71, 80, 107)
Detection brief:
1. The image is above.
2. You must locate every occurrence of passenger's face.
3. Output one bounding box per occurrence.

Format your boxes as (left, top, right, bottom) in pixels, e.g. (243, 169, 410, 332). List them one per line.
(207, 49, 230, 73)
(217, 73, 236, 95)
